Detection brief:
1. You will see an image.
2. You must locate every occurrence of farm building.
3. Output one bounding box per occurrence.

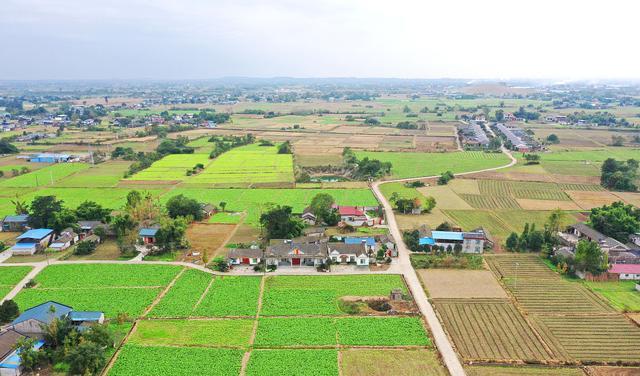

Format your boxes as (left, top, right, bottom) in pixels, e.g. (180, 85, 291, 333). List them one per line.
(630, 233, 640, 247)
(0, 329, 44, 376)
(419, 228, 490, 253)
(9, 229, 54, 256)
(228, 248, 263, 266)
(201, 204, 216, 218)
(77, 220, 104, 238)
(48, 228, 78, 252)
(28, 153, 71, 163)
(327, 242, 369, 266)
(68, 311, 105, 330)
(457, 121, 489, 148)
(335, 205, 373, 227)
(9, 301, 73, 338)
(344, 236, 377, 252)
(495, 123, 535, 152)
(563, 224, 630, 254)
(608, 264, 640, 280)
(1, 215, 29, 232)
(300, 207, 317, 225)
(264, 241, 328, 267)
(138, 228, 159, 244)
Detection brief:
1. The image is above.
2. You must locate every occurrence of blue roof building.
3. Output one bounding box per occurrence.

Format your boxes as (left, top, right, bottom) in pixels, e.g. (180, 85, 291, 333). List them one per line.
(344, 237, 376, 246)
(16, 229, 53, 241)
(139, 228, 159, 237)
(29, 153, 71, 163)
(11, 301, 73, 327)
(11, 229, 54, 255)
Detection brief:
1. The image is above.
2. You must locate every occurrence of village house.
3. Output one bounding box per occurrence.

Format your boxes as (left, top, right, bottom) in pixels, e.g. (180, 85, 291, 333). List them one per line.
(48, 228, 78, 252)
(9, 301, 73, 338)
(327, 242, 369, 266)
(418, 228, 490, 253)
(335, 205, 373, 227)
(0, 329, 44, 376)
(201, 204, 216, 218)
(77, 220, 104, 239)
(1, 215, 29, 232)
(28, 153, 71, 163)
(300, 207, 317, 225)
(68, 311, 105, 330)
(227, 247, 263, 266)
(630, 233, 640, 247)
(264, 241, 328, 267)
(344, 236, 377, 252)
(608, 264, 640, 280)
(9, 229, 54, 256)
(563, 224, 630, 254)
(503, 112, 517, 122)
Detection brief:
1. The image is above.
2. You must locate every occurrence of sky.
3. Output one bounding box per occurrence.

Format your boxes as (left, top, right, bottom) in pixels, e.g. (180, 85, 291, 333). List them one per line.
(1, 0, 639, 80)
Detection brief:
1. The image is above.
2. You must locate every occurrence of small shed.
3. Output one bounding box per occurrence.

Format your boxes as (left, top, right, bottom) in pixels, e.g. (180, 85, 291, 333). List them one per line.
(68, 311, 105, 329)
(139, 228, 159, 244)
(1, 215, 29, 232)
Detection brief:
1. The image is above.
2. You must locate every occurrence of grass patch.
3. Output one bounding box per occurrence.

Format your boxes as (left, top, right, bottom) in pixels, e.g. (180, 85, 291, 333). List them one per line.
(130, 319, 253, 347)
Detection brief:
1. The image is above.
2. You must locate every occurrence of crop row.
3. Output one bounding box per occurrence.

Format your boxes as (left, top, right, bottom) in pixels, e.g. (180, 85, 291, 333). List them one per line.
(458, 194, 521, 209)
(149, 269, 212, 317)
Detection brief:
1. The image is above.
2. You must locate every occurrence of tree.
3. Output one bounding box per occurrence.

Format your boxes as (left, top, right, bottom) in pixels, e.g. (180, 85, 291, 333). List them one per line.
(438, 171, 454, 185)
(436, 222, 453, 231)
(0, 140, 19, 154)
(259, 205, 304, 240)
(0, 299, 19, 323)
(494, 109, 504, 122)
(611, 135, 625, 147)
(74, 240, 98, 255)
(546, 134, 560, 144)
(75, 201, 111, 221)
(15, 337, 41, 372)
(166, 194, 203, 221)
(66, 341, 106, 376)
(10, 196, 28, 215)
(82, 324, 115, 349)
(423, 196, 436, 213)
(155, 216, 188, 252)
(125, 190, 142, 209)
(210, 256, 229, 272)
(277, 141, 292, 154)
(309, 193, 337, 225)
(589, 201, 640, 242)
(28, 196, 64, 229)
(600, 158, 638, 191)
(402, 105, 411, 113)
(574, 240, 608, 275)
(51, 208, 77, 233)
(219, 202, 227, 212)
(110, 213, 137, 238)
(488, 137, 502, 150)
(505, 232, 519, 251)
(523, 153, 541, 165)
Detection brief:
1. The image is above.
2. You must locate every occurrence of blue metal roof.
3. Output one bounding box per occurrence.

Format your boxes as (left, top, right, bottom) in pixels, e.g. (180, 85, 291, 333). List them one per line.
(11, 301, 73, 326)
(419, 238, 435, 246)
(68, 311, 103, 322)
(139, 228, 159, 237)
(2, 214, 28, 223)
(17, 228, 53, 240)
(344, 237, 376, 246)
(10, 243, 37, 249)
(0, 340, 44, 369)
(431, 231, 464, 241)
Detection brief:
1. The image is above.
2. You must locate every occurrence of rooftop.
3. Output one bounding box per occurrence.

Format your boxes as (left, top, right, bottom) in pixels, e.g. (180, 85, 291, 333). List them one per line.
(139, 228, 159, 237)
(16, 229, 53, 240)
(609, 264, 640, 274)
(12, 301, 73, 326)
(68, 311, 104, 322)
(2, 214, 29, 223)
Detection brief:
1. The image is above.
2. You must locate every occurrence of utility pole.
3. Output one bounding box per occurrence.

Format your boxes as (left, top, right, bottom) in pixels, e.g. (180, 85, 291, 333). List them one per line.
(515, 262, 519, 290)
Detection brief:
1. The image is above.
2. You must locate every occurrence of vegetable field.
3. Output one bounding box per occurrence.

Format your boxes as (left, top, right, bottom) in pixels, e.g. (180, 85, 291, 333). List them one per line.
(0, 266, 32, 300)
(127, 153, 212, 181)
(0, 163, 89, 188)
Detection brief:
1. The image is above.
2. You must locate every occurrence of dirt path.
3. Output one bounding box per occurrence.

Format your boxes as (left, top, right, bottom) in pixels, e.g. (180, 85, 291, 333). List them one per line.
(141, 267, 186, 318)
(240, 275, 267, 376)
(1, 263, 46, 303)
(212, 212, 247, 258)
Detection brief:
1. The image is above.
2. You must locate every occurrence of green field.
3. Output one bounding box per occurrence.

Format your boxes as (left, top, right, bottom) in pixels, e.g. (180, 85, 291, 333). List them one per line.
(149, 269, 212, 318)
(355, 151, 510, 179)
(582, 280, 640, 312)
(0, 163, 89, 188)
(52, 161, 131, 187)
(0, 266, 32, 300)
(246, 349, 338, 376)
(130, 319, 254, 347)
(193, 276, 261, 317)
(127, 153, 212, 181)
(108, 345, 244, 376)
(13, 264, 181, 317)
(261, 275, 407, 315)
(187, 144, 294, 185)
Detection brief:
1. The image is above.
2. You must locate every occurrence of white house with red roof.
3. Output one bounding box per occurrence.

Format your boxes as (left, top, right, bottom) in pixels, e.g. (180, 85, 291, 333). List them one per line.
(335, 205, 373, 227)
(608, 264, 640, 280)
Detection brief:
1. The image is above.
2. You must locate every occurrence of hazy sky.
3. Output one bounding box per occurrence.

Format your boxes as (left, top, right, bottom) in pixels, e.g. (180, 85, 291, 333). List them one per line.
(1, 0, 638, 80)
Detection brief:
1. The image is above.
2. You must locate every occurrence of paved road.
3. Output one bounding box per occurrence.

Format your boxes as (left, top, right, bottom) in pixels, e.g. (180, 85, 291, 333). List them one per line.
(371, 146, 516, 376)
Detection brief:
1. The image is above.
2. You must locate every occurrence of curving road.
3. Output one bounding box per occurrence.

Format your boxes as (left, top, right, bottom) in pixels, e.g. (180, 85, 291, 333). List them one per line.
(371, 146, 516, 376)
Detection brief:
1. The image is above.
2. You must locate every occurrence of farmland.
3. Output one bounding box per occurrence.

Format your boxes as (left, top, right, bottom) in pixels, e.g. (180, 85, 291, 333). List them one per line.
(127, 153, 212, 181)
(0, 265, 32, 300)
(0, 163, 89, 187)
(101, 272, 435, 376)
(582, 281, 640, 312)
(355, 151, 510, 179)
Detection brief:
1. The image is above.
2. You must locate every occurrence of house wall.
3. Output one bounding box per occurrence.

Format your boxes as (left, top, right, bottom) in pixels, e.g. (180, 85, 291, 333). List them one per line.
(620, 273, 640, 280)
(11, 319, 45, 337)
(462, 239, 484, 253)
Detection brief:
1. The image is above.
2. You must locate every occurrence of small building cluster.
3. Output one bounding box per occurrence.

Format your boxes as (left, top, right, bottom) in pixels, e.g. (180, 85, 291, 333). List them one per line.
(495, 123, 538, 152)
(0, 301, 104, 376)
(558, 223, 640, 280)
(457, 121, 490, 148)
(227, 233, 396, 269)
(301, 205, 381, 228)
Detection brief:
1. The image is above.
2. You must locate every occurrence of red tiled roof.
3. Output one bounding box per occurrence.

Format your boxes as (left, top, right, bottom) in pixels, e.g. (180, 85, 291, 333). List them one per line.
(337, 206, 364, 216)
(609, 264, 640, 274)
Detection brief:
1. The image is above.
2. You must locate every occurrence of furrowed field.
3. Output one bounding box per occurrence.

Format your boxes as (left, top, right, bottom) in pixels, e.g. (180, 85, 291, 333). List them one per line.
(127, 153, 212, 181)
(99, 270, 441, 376)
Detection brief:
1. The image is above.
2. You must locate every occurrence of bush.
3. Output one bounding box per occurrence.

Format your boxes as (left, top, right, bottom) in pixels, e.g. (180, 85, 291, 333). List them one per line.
(0, 300, 20, 324)
(210, 256, 229, 272)
(74, 240, 98, 255)
(338, 300, 360, 315)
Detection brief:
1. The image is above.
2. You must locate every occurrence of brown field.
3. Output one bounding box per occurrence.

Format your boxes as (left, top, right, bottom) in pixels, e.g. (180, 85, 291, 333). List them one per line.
(417, 186, 473, 210)
(611, 192, 640, 207)
(433, 298, 558, 362)
(466, 366, 585, 376)
(341, 349, 447, 376)
(532, 315, 640, 363)
(449, 179, 480, 194)
(565, 190, 622, 210)
(67, 239, 122, 260)
(227, 223, 261, 244)
(185, 223, 236, 258)
(419, 269, 507, 299)
(586, 366, 640, 376)
(516, 199, 581, 211)
(395, 209, 452, 231)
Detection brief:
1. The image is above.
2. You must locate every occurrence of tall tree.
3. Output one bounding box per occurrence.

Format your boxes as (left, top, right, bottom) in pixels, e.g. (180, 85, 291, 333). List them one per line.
(28, 196, 64, 229)
(259, 205, 304, 240)
(574, 240, 608, 275)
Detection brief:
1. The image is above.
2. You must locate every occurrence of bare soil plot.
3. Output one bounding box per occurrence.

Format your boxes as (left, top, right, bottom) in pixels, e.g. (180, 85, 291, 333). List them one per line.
(228, 224, 261, 244)
(586, 366, 640, 376)
(516, 199, 581, 211)
(449, 179, 480, 195)
(566, 190, 622, 210)
(532, 315, 640, 363)
(417, 186, 473, 210)
(186, 223, 236, 258)
(433, 298, 557, 362)
(611, 191, 640, 207)
(395, 209, 452, 231)
(67, 239, 122, 260)
(485, 254, 557, 280)
(341, 349, 448, 376)
(419, 269, 507, 299)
